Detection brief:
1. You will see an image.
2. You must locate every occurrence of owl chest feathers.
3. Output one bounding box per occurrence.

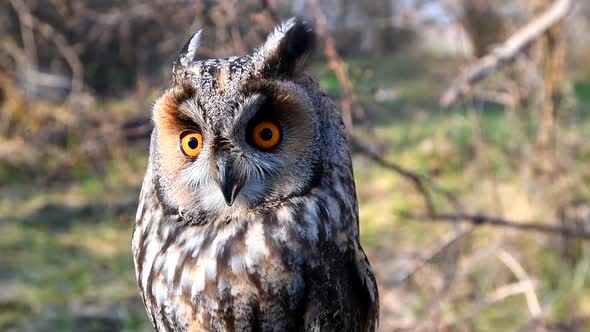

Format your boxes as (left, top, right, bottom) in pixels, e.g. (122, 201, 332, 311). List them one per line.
(133, 18, 379, 331)
(133, 165, 376, 331)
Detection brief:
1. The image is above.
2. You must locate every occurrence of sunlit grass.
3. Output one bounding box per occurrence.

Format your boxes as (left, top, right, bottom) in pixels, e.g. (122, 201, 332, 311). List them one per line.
(1, 54, 590, 331)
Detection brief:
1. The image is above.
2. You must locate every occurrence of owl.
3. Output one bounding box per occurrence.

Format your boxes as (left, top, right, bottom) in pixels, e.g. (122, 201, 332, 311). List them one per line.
(132, 18, 379, 331)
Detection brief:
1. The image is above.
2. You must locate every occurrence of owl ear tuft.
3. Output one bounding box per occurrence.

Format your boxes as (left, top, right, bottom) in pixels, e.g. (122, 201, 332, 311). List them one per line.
(256, 18, 315, 78)
(173, 30, 202, 81)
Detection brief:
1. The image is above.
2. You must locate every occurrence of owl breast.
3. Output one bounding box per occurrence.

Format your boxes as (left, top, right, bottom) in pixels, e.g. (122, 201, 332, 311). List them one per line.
(134, 17, 378, 332)
(132, 163, 378, 331)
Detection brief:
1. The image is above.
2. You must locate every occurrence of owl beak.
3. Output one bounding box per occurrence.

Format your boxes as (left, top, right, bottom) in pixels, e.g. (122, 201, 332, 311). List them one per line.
(216, 158, 244, 206)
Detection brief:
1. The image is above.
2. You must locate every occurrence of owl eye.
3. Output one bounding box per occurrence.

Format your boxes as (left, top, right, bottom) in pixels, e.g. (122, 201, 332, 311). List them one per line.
(251, 121, 281, 150)
(180, 131, 203, 157)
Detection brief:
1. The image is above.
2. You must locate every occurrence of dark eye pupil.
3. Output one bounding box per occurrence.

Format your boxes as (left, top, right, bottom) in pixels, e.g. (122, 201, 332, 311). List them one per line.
(260, 128, 273, 141)
(187, 136, 199, 149)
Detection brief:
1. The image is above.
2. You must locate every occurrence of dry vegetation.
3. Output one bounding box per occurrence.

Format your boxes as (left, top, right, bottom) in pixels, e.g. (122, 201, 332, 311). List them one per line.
(1, 0, 590, 331)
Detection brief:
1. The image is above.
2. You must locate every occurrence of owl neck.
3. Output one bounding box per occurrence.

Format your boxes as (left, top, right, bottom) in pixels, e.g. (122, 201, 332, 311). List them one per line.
(139, 159, 359, 253)
(151, 159, 328, 227)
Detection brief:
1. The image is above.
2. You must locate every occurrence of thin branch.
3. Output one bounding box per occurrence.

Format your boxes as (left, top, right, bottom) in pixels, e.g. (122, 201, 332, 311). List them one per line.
(309, 0, 366, 131)
(486, 280, 538, 305)
(412, 213, 590, 240)
(391, 225, 474, 286)
(351, 136, 463, 214)
(9, 0, 38, 96)
(8, 0, 85, 99)
(440, 0, 573, 107)
(496, 250, 542, 318)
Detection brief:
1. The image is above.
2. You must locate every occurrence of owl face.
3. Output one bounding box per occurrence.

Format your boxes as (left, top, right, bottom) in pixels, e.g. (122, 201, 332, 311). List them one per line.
(151, 19, 321, 217)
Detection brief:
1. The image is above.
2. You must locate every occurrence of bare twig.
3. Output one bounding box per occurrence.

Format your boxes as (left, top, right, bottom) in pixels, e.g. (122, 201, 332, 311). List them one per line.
(9, 0, 37, 96)
(351, 135, 471, 288)
(496, 250, 542, 318)
(486, 280, 538, 305)
(392, 225, 474, 286)
(412, 213, 590, 240)
(7, 0, 85, 99)
(309, 0, 365, 131)
(351, 136, 463, 214)
(440, 0, 573, 107)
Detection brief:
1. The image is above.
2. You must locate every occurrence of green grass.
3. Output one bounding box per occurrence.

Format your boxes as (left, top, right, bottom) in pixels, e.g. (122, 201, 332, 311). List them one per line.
(0, 142, 148, 331)
(574, 79, 590, 105)
(1, 53, 590, 331)
(329, 54, 590, 330)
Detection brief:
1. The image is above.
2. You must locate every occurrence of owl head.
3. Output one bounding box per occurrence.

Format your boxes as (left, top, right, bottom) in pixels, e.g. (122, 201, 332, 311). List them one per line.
(150, 18, 347, 218)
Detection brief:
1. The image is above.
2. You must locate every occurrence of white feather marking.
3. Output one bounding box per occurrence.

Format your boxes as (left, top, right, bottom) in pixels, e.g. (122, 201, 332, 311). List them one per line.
(135, 195, 145, 221)
(210, 226, 237, 256)
(148, 254, 166, 294)
(205, 258, 217, 281)
(244, 222, 269, 271)
(141, 237, 159, 289)
(190, 263, 206, 297)
(165, 248, 181, 282)
(152, 278, 168, 306)
(277, 205, 293, 222)
(160, 224, 171, 240)
(187, 234, 205, 258)
(179, 266, 192, 295)
(326, 195, 342, 226)
(274, 206, 293, 242)
(230, 255, 245, 275)
(303, 199, 319, 242)
(181, 30, 202, 66)
(333, 180, 347, 201)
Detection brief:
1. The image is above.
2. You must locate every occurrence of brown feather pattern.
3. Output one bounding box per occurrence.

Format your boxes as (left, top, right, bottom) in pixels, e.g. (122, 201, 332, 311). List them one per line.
(132, 18, 378, 332)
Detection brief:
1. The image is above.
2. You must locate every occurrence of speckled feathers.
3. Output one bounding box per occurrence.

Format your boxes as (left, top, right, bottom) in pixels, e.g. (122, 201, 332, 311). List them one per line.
(133, 18, 379, 331)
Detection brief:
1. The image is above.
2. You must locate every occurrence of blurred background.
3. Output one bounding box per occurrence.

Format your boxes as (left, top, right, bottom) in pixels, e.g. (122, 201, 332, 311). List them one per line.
(1, 0, 590, 331)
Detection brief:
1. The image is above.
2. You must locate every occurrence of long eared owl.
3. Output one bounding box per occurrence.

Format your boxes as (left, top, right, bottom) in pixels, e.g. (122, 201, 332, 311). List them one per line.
(132, 18, 379, 331)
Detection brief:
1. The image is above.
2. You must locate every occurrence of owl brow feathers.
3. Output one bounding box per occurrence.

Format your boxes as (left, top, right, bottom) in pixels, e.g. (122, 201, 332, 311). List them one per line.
(239, 79, 307, 111)
(238, 79, 315, 153)
(153, 82, 199, 136)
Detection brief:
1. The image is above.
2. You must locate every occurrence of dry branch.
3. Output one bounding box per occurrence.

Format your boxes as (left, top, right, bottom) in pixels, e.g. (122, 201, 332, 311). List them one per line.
(351, 136, 463, 214)
(496, 250, 542, 318)
(413, 213, 590, 240)
(352, 134, 590, 241)
(392, 225, 474, 286)
(440, 0, 573, 107)
(8, 0, 85, 98)
(309, 0, 365, 131)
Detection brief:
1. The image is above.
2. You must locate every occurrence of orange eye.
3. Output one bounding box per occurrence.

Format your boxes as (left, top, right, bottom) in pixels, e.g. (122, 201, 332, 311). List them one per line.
(252, 121, 281, 150)
(180, 131, 203, 157)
